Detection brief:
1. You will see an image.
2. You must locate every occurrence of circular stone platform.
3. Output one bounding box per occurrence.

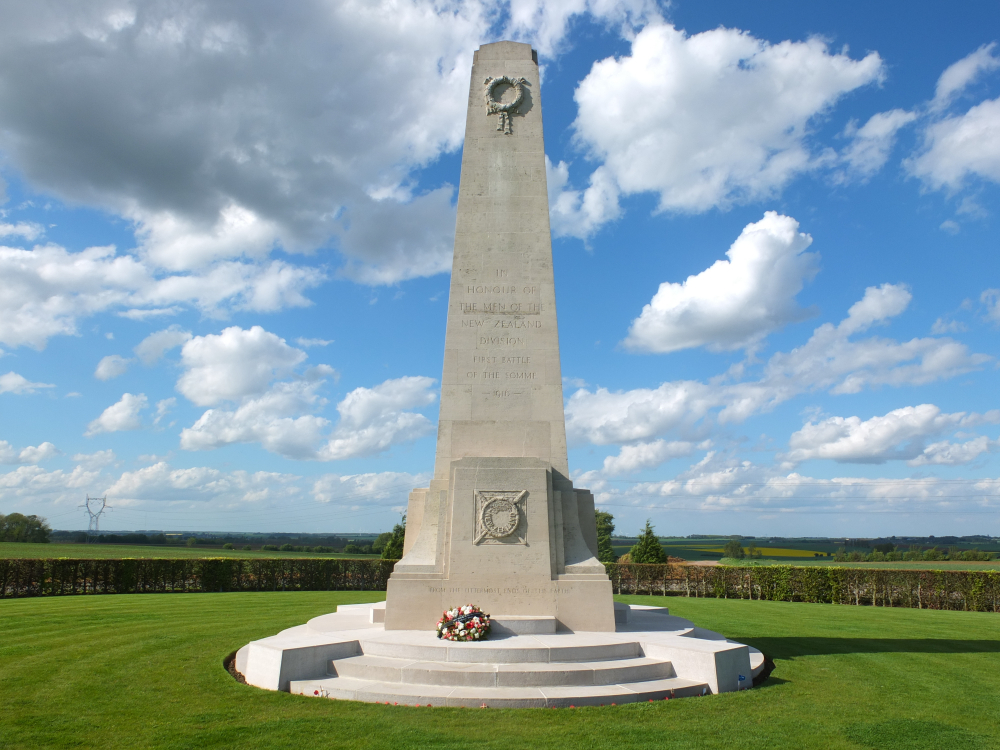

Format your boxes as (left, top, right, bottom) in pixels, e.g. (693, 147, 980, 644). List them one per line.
(237, 602, 764, 708)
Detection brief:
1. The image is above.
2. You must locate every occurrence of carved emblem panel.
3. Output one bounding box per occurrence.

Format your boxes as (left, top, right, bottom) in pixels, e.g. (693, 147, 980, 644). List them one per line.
(474, 489, 527, 545)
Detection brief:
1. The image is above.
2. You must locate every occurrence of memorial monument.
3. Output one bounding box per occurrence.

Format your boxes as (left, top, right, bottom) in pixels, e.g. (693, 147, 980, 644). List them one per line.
(383, 39, 614, 633)
(237, 42, 762, 707)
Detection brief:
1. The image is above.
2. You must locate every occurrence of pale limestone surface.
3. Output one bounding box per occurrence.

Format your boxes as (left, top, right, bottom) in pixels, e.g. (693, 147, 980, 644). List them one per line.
(239, 601, 763, 706)
(385, 40, 614, 633)
(434, 41, 566, 476)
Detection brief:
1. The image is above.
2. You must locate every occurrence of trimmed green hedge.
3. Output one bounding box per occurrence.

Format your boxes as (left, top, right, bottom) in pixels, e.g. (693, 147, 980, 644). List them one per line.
(0, 558, 395, 598)
(3, 558, 998, 612)
(605, 562, 1000, 612)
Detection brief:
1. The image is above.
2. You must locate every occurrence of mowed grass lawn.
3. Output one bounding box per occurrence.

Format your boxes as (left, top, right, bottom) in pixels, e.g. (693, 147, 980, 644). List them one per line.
(1, 593, 998, 750)
(0, 542, 381, 559)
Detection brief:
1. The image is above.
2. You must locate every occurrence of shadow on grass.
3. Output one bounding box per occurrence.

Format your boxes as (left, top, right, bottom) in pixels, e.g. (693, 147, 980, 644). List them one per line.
(738, 637, 1000, 660)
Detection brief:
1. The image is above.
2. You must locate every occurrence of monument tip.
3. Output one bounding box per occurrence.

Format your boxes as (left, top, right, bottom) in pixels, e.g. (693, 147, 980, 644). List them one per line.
(474, 40, 538, 65)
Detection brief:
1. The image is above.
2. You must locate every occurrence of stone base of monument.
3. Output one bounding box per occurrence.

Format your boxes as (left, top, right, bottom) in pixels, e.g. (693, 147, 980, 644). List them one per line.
(237, 602, 764, 707)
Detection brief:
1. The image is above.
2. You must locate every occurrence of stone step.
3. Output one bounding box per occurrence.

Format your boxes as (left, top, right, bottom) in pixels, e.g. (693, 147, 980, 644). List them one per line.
(290, 675, 709, 708)
(331, 654, 676, 688)
(358, 636, 642, 664)
(491, 616, 556, 635)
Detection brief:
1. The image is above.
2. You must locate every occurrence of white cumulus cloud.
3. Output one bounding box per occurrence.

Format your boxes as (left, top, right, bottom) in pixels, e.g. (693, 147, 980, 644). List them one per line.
(584, 453, 1000, 524)
(981, 289, 1000, 324)
(0, 221, 44, 241)
(601, 439, 699, 476)
(0, 440, 58, 464)
(105, 462, 301, 505)
(154, 397, 176, 425)
(177, 326, 306, 406)
(910, 436, 998, 467)
(0, 242, 323, 350)
(95, 354, 132, 381)
(134, 326, 192, 365)
(906, 45, 1000, 192)
(318, 375, 438, 460)
(838, 109, 917, 180)
(0, 1, 655, 287)
(180, 381, 331, 458)
(179, 372, 436, 461)
(0, 371, 55, 394)
(907, 97, 1000, 190)
(567, 284, 989, 446)
(312, 471, 429, 506)
(505, 0, 661, 58)
(551, 23, 883, 236)
(174, 325, 436, 460)
(930, 43, 1000, 112)
(783, 404, 990, 464)
(85, 393, 148, 436)
(624, 212, 818, 353)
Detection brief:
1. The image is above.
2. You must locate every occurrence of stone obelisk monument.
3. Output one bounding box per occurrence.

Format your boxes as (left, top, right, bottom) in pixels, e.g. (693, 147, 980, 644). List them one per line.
(239, 42, 759, 702)
(384, 41, 614, 632)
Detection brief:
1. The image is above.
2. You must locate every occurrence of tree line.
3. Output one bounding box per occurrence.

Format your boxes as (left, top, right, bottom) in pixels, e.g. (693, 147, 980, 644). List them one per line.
(0, 514, 51, 543)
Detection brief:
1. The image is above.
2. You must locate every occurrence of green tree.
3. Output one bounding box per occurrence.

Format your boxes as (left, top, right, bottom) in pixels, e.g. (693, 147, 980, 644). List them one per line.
(381, 515, 406, 559)
(372, 531, 393, 554)
(595, 510, 617, 563)
(723, 538, 745, 559)
(0, 513, 51, 543)
(629, 520, 666, 564)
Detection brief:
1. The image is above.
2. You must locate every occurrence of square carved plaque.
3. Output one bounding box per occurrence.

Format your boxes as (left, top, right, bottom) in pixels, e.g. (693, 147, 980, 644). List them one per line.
(473, 489, 527, 545)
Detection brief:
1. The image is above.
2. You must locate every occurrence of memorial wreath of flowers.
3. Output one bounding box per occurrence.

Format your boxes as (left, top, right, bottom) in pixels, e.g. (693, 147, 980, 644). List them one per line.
(436, 604, 491, 641)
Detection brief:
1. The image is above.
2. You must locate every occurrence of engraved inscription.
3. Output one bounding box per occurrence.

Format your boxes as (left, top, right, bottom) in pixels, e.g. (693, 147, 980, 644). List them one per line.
(460, 302, 542, 314)
(479, 336, 524, 346)
(428, 586, 580, 595)
(493, 319, 540, 328)
(467, 370, 536, 381)
(468, 285, 517, 294)
(473, 356, 532, 364)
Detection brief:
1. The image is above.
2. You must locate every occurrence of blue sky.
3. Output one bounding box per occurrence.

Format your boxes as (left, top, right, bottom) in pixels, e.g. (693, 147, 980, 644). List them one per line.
(1, 0, 999, 538)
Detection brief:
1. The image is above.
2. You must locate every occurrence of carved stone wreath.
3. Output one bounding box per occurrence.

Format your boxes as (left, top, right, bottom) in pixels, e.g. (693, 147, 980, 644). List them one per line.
(474, 490, 527, 544)
(484, 76, 528, 134)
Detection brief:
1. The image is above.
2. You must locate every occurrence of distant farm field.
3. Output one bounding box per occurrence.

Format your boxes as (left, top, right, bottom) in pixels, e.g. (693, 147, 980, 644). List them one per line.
(721, 558, 1000, 571)
(0, 542, 381, 560)
(1, 592, 998, 749)
(615, 539, 834, 561)
(703, 546, 828, 558)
